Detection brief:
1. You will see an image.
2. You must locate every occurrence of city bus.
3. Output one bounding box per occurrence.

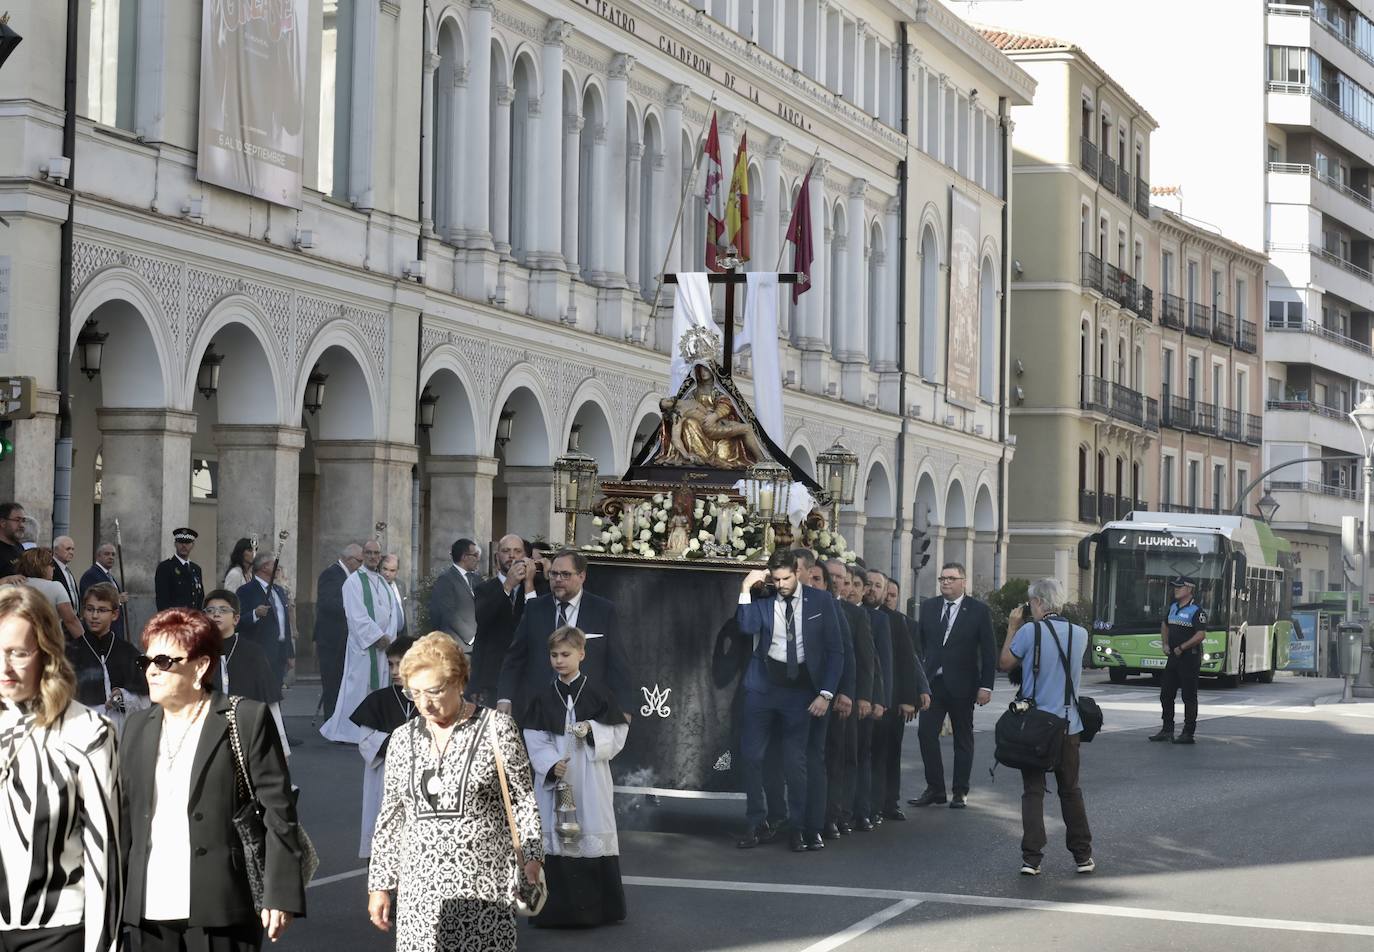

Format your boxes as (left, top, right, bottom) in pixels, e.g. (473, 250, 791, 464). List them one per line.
(1079, 512, 1295, 686)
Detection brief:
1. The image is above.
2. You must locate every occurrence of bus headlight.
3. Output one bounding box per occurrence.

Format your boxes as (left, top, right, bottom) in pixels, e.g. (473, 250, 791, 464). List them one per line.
(1202, 652, 1224, 663)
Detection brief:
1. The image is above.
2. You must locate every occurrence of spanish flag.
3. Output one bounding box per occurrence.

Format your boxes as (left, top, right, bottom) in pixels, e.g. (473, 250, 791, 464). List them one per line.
(724, 133, 750, 263)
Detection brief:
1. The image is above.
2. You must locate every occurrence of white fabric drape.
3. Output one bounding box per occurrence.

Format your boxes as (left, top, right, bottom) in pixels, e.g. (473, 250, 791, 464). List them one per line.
(737, 272, 783, 447)
(669, 272, 715, 393)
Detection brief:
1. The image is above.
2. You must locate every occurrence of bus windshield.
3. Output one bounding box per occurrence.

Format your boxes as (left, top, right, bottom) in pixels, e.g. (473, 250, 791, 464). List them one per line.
(1094, 529, 1229, 632)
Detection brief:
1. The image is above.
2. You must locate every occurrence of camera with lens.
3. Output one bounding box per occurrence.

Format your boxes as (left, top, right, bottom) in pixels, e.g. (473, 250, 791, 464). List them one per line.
(1010, 697, 1034, 714)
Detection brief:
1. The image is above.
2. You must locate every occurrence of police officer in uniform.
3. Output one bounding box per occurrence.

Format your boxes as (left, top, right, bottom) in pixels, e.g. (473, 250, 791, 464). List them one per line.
(1150, 577, 1206, 745)
(154, 527, 206, 611)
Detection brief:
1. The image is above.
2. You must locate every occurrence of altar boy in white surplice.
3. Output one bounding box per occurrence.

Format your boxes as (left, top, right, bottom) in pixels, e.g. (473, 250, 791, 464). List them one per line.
(523, 626, 628, 927)
(321, 553, 404, 743)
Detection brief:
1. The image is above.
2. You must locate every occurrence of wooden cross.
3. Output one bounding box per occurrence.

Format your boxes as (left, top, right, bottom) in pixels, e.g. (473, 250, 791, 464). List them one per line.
(662, 252, 802, 377)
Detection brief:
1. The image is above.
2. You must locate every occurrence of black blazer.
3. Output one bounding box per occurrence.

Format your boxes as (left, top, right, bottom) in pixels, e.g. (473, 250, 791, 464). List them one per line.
(154, 557, 204, 611)
(867, 606, 894, 707)
(498, 590, 635, 717)
(471, 577, 529, 697)
(79, 564, 125, 640)
(882, 606, 931, 705)
(918, 595, 997, 700)
(313, 562, 348, 647)
(236, 579, 295, 660)
(840, 601, 875, 704)
(120, 693, 306, 927)
(429, 566, 478, 647)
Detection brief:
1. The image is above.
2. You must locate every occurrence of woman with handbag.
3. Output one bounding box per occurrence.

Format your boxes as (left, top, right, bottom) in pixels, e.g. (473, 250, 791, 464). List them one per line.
(0, 586, 123, 952)
(997, 578, 1095, 878)
(368, 632, 545, 952)
(120, 608, 306, 951)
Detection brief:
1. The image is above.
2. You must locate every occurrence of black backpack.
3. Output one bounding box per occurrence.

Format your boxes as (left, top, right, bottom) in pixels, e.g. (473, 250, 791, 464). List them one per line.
(993, 624, 1067, 771)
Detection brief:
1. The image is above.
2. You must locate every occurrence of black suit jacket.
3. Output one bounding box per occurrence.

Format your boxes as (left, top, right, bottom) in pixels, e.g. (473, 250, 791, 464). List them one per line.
(154, 557, 204, 611)
(313, 562, 349, 647)
(120, 694, 306, 927)
(471, 577, 533, 697)
(429, 565, 478, 647)
(840, 601, 875, 704)
(918, 595, 997, 700)
(882, 606, 931, 705)
(79, 564, 125, 640)
(867, 606, 894, 707)
(236, 579, 295, 661)
(498, 590, 635, 718)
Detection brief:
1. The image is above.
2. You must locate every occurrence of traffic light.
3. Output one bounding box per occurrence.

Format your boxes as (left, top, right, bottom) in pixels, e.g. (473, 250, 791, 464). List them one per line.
(916, 537, 932, 571)
(0, 422, 13, 462)
(0, 376, 35, 421)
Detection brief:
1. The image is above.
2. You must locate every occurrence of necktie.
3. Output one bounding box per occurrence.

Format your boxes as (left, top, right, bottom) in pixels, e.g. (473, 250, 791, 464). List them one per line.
(557, 600, 570, 627)
(784, 596, 798, 680)
(940, 601, 953, 644)
(463, 571, 476, 594)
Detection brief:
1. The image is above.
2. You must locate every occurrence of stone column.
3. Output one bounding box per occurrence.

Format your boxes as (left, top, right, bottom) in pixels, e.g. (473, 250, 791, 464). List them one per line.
(531, 21, 570, 270)
(562, 114, 583, 270)
(937, 74, 948, 164)
(97, 409, 196, 633)
(815, 1, 829, 85)
(973, 530, 997, 595)
(627, 142, 645, 293)
(854, 21, 868, 112)
(864, 516, 895, 576)
(584, 122, 608, 277)
(663, 85, 688, 277)
(603, 54, 634, 287)
(420, 52, 439, 236)
(844, 179, 868, 364)
(213, 425, 305, 591)
(502, 466, 554, 542)
(466, 0, 494, 248)
(945, 527, 974, 578)
(426, 455, 499, 574)
(1, 393, 56, 538)
(838, 509, 867, 560)
(312, 440, 419, 590)
(925, 524, 948, 601)
(761, 137, 783, 280)
(442, 62, 468, 241)
(491, 85, 514, 257)
(876, 197, 900, 370)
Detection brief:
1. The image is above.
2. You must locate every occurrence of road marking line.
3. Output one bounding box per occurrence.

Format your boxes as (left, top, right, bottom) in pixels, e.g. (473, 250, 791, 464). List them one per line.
(795, 899, 921, 952)
(621, 875, 1374, 937)
(309, 867, 368, 888)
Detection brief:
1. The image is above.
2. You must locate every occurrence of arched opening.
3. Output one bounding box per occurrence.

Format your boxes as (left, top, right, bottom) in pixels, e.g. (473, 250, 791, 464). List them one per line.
(566, 400, 616, 544)
(791, 444, 814, 479)
(973, 484, 996, 591)
(630, 410, 662, 464)
(415, 366, 480, 572)
(745, 163, 764, 272)
(913, 472, 939, 598)
(492, 385, 552, 541)
(943, 480, 969, 592)
(863, 461, 895, 574)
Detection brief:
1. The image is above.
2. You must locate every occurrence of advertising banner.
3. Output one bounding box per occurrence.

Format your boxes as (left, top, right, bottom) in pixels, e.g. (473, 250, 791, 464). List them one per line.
(1285, 610, 1318, 672)
(198, 0, 308, 208)
(946, 187, 981, 409)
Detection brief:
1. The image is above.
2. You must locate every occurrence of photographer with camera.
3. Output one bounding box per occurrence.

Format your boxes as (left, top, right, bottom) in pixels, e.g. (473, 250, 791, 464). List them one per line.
(999, 578, 1094, 877)
(469, 535, 549, 706)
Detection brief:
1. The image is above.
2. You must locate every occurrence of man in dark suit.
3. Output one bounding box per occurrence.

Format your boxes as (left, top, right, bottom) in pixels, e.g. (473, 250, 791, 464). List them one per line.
(823, 560, 874, 835)
(314, 543, 362, 718)
(237, 552, 295, 690)
(154, 527, 205, 610)
(80, 542, 128, 641)
(912, 561, 997, 809)
(428, 538, 481, 652)
(497, 549, 634, 722)
(793, 550, 852, 844)
(735, 549, 843, 854)
(52, 535, 79, 604)
(874, 572, 931, 820)
(471, 534, 548, 706)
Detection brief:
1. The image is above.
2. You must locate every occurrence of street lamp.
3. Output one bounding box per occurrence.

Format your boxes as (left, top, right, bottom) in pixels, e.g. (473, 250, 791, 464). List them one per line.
(75, 321, 108, 380)
(495, 410, 515, 448)
(1347, 388, 1374, 696)
(196, 346, 224, 399)
(303, 364, 328, 415)
(553, 449, 599, 545)
(1256, 491, 1279, 525)
(417, 386, 439, 431)
(816, 440, 859, 532)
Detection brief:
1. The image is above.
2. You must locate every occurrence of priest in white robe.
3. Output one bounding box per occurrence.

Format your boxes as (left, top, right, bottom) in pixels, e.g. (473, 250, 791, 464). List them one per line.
(321, 553, 404, 743)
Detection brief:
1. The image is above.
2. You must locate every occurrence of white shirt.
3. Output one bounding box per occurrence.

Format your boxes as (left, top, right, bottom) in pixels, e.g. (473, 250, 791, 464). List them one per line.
(935, 594, 965, 678)
(453, 563, 475, 594)
(144, 712, 209, 920)
(769, 592, 804, 664)
(554, 590, 584, 629)
(259, 577, 287, 641)
(56, 560, 77, 597)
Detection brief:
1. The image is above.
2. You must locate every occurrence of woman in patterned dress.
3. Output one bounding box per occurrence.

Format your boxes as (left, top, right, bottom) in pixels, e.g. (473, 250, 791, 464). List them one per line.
(368, 633, 543, 952)
(0, 585, 123, 952)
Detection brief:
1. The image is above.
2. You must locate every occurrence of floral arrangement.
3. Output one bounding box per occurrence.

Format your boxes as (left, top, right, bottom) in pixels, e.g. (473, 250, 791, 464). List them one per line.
(800, 513, 858, 563)
(685, 493, 764, 561)
(581, 492, 766, 561)
(584, 496, 670, 557)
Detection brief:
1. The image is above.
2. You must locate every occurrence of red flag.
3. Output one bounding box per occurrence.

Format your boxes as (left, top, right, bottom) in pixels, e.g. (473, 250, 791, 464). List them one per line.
(724, 133, 750, 263)
(784, 168, 814, 303)
(703, 113, 726, 272)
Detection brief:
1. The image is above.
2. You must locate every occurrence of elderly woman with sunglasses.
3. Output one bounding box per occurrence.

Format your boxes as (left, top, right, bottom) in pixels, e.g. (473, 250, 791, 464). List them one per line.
(120, 608, 306, 951)
(368, 632, 543, 952)
(0, 585, 123, 952)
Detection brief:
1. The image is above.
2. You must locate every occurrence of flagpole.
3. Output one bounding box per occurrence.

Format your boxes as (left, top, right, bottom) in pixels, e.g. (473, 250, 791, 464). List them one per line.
(646, 92, 717, 332)
(775, 149, 821, 273)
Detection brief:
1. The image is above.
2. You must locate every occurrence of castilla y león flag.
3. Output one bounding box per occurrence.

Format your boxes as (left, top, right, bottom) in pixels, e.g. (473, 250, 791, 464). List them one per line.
(724, 132, 750, 264)
(784, 168, 814, 303)
(703, 113, 726, 272)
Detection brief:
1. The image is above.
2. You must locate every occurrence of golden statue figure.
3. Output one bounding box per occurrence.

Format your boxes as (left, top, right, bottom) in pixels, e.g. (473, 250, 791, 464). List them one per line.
(661, 365, 766, 468)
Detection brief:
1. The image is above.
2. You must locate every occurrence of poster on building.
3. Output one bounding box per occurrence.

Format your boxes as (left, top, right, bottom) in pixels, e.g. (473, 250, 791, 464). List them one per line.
(946, 187, 981, 409)
(1284, 610, 1318, 672)
(197, 0, 308, 208)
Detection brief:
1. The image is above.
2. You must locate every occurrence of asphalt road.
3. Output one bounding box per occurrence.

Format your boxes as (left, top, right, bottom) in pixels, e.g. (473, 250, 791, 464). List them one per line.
(271, 672, 1374, 952)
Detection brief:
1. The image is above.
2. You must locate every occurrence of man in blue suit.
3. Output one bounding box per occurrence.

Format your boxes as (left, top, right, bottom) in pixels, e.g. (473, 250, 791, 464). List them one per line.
(236, 552, 295, 691)
(497, 549, 635, 722)
(735, 549, 843, 854)
(79, 543, 127, 641)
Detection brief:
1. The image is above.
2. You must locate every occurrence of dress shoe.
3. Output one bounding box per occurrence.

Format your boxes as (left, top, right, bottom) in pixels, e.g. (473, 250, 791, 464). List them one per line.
(910, 790, 948, 807)
(871, 813, 884, 826)
(949, 794, 968, 809)
(736, 828, 762, 849)
(755, 823, 780, 844)
(1171, 731, 1196, 745)
(808, 832, 825, 851)
(882, 809, 907, 822)
(1148, 728, 1174, 742)
(823, 822, 841, 840)
(789, 831, 808, 852)
(837, 820, 853, 835)
(854, 816, 874, 832)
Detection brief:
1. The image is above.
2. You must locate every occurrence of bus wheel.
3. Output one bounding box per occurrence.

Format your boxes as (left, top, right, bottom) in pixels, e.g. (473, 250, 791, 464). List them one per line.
(1108, 668, 1127, 684)
(1256, 644, 1276, 684)
(1221, 643, 1246, 688)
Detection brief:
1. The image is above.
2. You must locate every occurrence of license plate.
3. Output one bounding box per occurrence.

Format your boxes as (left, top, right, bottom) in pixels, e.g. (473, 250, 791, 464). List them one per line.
(1139, 657, 1167, 668)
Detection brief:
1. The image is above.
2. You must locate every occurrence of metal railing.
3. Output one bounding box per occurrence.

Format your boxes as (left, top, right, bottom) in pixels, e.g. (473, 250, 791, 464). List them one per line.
(1136, 177, 1150, 216)
(1314, 244, 1374, 281)
(1187, 301, 1212, 337)
(1080, 136, 1099, 178)
(1117, 167, 1132, 204)
(1081, 251, 1104, 293)
(1082, 375, 1157, 429)
(1265, 316, 1370, 354)
(1245, 412, 1263, 445)
(1266, 81, 1374, 144)
(1137, 285, 1154, 321)
(1237, 319, 1258, 353)
(1221, 407, 1242, 441)
(1103, 261, 1130, 307)
(1100, 153, 1118, 193)
(1266, 398, 1349, 420)
(1267, 478, 1359, 500)
(1160, 293, 1185, 329)
(1211, 308, 1235, 345)
(1078, 489, 1098, 523)
(1195, 400, 1219, 435)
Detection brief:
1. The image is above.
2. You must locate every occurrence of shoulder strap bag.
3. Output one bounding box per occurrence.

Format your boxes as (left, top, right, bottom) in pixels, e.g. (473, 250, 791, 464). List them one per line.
(1045, 621, 1104, 742)
(227, 696, 319, 911)
(993, 622, 1067, 772)
(486, 712, 548, 917)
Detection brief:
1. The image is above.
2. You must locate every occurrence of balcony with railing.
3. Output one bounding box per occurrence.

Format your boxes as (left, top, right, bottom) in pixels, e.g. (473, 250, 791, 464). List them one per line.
(1221, 407, 1242, 441)
(1164, 396, 1259, 444)
(1080, 136, 1099, 178)
(1082, 375, 1159, 430)
(1211, 308, 1235, 346)
(1186, 301, 1212, 337)
(1163, 394, 1195, 431)
(1117, 167, 1132, 204)
(1100, 153, 1118, 193)
(1237, 319, 1257, 353)
(1078, 489, 1098, 523)
(1245, 412, 1263, 445)
(1103, 261, 1128, 307)
(1080, 251, 1104, 293)
(1136, 176, 1150, 216)
(1160, 293, 1185, 330)
(1136, 284, 1154, 321)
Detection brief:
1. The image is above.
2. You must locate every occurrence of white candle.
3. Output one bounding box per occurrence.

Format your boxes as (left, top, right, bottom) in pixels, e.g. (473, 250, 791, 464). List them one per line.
(829, 473, 843, 497)
(568, 479, 579, 508)
(759, 487, 774, 514)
